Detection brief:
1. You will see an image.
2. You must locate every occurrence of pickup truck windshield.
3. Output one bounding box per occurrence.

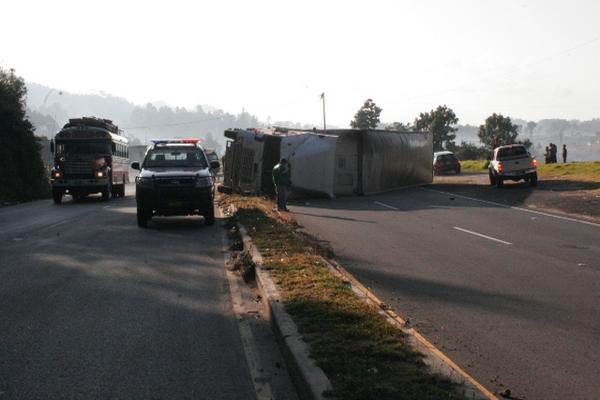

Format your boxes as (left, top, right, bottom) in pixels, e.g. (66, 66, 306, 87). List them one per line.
(498, 146, 527, 159)
(143, 148, 208, 168)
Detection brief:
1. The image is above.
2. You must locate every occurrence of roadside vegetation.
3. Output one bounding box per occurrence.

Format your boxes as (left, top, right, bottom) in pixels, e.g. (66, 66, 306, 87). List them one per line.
(0, 66, 49, 204)
(224, 194, 468, 400)
(458, 159, 600, 182)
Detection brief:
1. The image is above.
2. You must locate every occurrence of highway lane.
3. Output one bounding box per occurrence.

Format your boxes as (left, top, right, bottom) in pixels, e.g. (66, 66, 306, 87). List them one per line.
(290, 187, 600, 400)
(0, 193, 259, 399)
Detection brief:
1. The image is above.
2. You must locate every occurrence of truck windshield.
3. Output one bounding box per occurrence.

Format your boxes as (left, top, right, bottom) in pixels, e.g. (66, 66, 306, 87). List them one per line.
(143, 149, 208, 168)
(498, 146, 527, 159)
(56, 140, 111, 155)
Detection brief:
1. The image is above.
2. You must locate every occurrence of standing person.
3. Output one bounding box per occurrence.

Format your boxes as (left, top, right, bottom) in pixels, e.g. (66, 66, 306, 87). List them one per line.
(272, 158, 291, 212)
(550, 143, 557, 163)
(544, 146, 550, 164)
(562, 144, 568, 163)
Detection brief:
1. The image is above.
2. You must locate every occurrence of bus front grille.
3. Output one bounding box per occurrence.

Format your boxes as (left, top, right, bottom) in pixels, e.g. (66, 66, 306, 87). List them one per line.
(64, 160, 93, 175)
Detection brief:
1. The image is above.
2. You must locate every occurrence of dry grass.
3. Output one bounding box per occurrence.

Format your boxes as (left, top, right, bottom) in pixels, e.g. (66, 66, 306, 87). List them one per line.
(537, 161, 600, 182)
(460, 159, 600, 184)
(225, 194, 467, 400)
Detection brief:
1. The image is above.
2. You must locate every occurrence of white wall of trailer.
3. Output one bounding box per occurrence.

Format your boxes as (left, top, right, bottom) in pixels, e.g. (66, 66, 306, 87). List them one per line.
(280, 133, 338, 198)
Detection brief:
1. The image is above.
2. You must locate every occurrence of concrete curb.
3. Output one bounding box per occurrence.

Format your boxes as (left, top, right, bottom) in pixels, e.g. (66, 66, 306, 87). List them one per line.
(237, 224, 333, 400)
(321, 257, 497, 400)
(226, 204, 495, 400)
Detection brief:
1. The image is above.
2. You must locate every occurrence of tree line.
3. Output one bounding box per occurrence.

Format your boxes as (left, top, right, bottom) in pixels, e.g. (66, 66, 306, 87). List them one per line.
(0, 67, 49, 203)
(350, 99, 532, 159)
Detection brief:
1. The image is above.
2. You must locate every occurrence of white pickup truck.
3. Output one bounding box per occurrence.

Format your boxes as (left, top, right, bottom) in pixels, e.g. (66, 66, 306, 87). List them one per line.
(488, 144, 538, 188)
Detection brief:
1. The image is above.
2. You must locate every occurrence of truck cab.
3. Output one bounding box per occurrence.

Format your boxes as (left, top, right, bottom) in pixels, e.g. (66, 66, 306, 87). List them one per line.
(488, 144, 538, 188)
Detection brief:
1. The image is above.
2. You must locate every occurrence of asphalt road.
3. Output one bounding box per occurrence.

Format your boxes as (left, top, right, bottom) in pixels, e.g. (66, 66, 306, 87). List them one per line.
(0, 191, 257, 399)
(290, 186, 600, 400)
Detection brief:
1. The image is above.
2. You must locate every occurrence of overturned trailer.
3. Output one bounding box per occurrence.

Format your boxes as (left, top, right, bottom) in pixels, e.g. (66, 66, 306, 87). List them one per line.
(221, 128, 433, 198)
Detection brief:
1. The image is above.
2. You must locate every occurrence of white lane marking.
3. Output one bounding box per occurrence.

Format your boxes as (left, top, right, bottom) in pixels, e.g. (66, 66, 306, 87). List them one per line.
(103, 205, 111, 209)
(374, 201, 399, 210)
(219, 209, 274, 400)
(424, 188, 600, 228)
(453, 226, 512, 245)
(225, 268, 274, 400)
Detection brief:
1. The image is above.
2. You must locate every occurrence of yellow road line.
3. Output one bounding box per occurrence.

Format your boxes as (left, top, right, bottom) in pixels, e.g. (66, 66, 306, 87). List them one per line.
(327, 259, 498, 400)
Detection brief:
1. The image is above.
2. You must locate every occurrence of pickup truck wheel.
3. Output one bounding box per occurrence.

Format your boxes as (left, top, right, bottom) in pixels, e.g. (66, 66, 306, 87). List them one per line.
(137, 206, 150, 228)
(488, 171, 496, 186)
(530, 172, 538, 187)
(203, 203, 215, 226)
(495, 176, 504, 188)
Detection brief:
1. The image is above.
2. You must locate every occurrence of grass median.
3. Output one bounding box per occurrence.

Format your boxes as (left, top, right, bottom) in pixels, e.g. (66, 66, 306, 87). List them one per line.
(224, 194, 467, 400)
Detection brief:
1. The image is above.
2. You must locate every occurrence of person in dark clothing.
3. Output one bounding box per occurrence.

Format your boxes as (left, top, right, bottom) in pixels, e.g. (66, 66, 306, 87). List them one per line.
(549, 143, 557, 163)
(272, 158, 291, 211)
(562, 144, 568, 163)
(544, 146, 550, 164)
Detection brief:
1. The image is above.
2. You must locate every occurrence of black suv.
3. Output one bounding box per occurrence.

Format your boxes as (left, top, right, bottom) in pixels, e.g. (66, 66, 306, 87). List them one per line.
(131, 140, 220, 228)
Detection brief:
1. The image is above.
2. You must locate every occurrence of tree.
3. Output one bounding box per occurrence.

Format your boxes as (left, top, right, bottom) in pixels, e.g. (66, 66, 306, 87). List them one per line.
(478, 113, 531, 150)
(385, 121, 413, 131)
(526, 121, 537, 136)
(452, 142, 489, 160)
(350, 99, 382, 129)
(413, 105, 458, 151)
(0, 67, 49, 202)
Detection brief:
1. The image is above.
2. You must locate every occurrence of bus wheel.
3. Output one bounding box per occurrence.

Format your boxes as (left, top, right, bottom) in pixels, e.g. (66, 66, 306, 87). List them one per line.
(102, 183, 111, 201)
(52, 189, 63, 204)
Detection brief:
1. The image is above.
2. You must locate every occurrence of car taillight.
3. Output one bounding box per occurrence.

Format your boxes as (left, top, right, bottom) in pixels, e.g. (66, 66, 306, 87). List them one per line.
(497, 162, 503, 173)
(532, 158, 538, 168)
(51, 170, 62, 178)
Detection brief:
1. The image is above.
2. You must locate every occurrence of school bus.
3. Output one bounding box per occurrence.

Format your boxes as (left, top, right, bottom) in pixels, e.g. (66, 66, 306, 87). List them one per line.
(50, 117, 129, 203)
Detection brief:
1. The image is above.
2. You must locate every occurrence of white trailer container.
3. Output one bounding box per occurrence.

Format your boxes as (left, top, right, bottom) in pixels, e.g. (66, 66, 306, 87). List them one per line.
(221, 128, 433, 198)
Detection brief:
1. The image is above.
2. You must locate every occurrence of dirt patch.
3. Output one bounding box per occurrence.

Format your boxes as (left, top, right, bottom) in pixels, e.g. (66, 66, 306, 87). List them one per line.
(432, 173, 600, 222)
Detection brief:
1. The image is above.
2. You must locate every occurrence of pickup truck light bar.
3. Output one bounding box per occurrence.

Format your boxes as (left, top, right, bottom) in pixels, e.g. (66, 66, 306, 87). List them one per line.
(150, 138, 203, 145)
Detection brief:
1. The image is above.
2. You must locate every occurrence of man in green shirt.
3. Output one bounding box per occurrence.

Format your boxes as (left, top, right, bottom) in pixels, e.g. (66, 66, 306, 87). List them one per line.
(272, 158, 291, 211)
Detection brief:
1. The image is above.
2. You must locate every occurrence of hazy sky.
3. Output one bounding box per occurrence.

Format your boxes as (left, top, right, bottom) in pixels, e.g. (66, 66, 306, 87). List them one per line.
(1, 0, 599, 127)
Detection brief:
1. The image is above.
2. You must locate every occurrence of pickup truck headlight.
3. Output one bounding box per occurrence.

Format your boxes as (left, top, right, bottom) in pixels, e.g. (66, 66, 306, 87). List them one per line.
(136, 177, 154, 187)
(195, 176, 213, 188)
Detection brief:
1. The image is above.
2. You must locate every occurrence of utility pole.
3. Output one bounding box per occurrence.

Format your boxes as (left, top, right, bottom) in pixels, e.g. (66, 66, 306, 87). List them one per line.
(320, 92, 327, 131)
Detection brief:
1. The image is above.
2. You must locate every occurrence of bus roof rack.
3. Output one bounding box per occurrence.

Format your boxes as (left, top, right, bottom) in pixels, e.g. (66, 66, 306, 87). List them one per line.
(64, 117, 119, 134)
